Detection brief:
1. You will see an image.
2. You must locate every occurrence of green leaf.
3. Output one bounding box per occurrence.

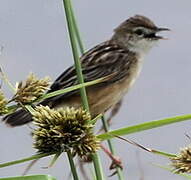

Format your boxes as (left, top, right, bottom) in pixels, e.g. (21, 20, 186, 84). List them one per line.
(0, 175, 56, 180)
(97, 114, 191, 141)
(62, 0, 106, 178)
(6, 76, 109, 111)
(151, 149, 176, 158)
(38, 76, 108, 102)
(154, 164, 191, 179)
(0, 152, 54, 168)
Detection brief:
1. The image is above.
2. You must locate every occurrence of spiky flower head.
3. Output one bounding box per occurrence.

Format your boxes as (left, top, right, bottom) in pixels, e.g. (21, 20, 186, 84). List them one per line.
(171, 145, 191, 173)
(0, 91, 8, 115)
(32, 105, 100, 158)
(14, 73, 50, 104)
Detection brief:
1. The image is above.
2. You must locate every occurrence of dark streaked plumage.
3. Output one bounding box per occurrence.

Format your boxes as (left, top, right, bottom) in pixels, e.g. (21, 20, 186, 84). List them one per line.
(3, 15, 169, 126)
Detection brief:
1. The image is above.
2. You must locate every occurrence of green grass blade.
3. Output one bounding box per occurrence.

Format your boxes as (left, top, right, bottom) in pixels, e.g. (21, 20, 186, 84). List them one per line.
(0, 153, 54, 168)
(46, 152, 62, 168)
(68, 0, 85, 54)
(67, 151, 79, 180)
(0, 175, 56, 180)
(91, 153, 105, 180)
(38, 77, 107, 101)
(154, 164, 191, 179)
(97, 114, 191, 141)
(6, 77, 108, 113)
(62, 0, 89, 111)
(68, 2, 123, 176)
(62, 0, 104, 179)
(151, 149, 176, 158)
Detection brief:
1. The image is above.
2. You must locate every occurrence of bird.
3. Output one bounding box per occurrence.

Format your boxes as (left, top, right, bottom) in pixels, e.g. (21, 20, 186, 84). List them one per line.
(3, 15, 169, 127)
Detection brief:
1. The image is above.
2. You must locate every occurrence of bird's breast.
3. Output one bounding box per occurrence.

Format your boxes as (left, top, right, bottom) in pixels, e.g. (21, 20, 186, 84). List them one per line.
(87, 56, 144, 116)
(56, 56, 144, 117)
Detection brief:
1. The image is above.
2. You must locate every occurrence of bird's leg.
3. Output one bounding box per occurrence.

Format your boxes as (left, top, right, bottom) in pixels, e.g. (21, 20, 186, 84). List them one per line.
(100, 144, 123, 174)
(97, 100, 123, 175)
(106, 99, 123, 126)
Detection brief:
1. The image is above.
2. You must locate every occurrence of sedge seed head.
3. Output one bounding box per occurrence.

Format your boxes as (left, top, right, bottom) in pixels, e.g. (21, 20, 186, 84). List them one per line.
(32, 105, 100, 158)
(171, 145, 191, 173)
(0, 91, 8, 115)
(14, 73, 50, 104)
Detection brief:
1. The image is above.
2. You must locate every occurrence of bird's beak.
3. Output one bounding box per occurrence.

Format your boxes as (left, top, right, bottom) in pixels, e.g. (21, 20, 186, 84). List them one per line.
(155, 27, 170, 40)
(157, 27, 171, 32)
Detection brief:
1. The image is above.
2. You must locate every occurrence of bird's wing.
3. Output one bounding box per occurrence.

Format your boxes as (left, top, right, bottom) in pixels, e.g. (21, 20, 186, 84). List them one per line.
(42, 41, 134, 106)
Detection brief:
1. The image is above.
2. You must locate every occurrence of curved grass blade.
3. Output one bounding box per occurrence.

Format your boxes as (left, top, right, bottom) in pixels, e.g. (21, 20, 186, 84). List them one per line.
(154, 164, 191, 179)
(0, 175, 56, 180)
(63, 0, 104, 179)
(38, 76, 109, 102)
(6, 76, 110, 113)
(0, 152, 55, 168)
(97, 114, 191, 141)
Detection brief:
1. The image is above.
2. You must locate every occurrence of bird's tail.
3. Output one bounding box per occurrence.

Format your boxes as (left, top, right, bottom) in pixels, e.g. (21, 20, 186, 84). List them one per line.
(2, 109, 32, 127)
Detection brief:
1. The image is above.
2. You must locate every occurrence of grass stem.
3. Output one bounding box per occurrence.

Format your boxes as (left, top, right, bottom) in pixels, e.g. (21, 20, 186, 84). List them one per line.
(62, 0, 104, 179)
(67, 151, 79, 180)
(101, 116, 124, 180)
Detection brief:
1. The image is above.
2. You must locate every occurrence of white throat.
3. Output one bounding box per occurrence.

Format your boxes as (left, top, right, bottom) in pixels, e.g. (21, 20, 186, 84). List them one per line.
(128, 39, 157, 57)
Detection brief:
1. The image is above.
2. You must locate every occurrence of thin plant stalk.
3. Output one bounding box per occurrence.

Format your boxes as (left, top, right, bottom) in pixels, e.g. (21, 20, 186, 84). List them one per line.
(101, 116, 124, 180)
(0, 152, 54, 168)
(91, 153, 105, 180)
(0, 67, 16, 93)
(62, 0, 89, 111)
(47, 152, 62, 168)
(38, 77, 107, 102)
(68, 1, 123, 178)
(98, 114, 191, 141)
(62, 0, 104, 179)
(67, 151, 79, 180)
(68, 0, 85, 54)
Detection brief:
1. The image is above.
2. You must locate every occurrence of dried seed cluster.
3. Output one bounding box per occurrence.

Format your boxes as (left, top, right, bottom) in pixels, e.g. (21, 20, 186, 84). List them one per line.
(14, 73, 50, 104)
(0, 91, 8, 115)
(32, 105, 100, 158)
(171, 145, 191, 173)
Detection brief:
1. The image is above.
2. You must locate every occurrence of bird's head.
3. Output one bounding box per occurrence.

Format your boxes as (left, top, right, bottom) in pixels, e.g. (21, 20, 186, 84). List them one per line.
(111, 15, 170, 55)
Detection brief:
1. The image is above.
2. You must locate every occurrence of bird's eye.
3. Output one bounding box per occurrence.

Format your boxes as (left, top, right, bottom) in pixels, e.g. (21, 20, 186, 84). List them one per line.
(134, 29, 144, 36)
